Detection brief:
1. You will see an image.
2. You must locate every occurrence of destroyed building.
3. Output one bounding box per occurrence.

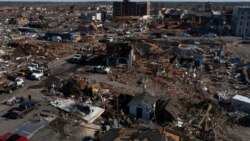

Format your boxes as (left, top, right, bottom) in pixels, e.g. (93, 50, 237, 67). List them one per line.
(155, 100, 180, 123)
(1, 2, 250, 141)
(106, 42, 135, 68)
(127, 94, 157, 120)
(99, 128, 166, 141)
(169, 45, 204, 68)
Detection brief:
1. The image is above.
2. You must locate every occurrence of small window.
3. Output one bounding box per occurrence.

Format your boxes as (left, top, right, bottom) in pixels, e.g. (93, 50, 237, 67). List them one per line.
(246, 29, 248, 32)
(239, 29, 241, 33)
(247, 22, 249, 26)
(248, 16, 250, 19)
(241, 16, 244, 19)
(240, 21, 242, 25)
(242, 11, 244, 14)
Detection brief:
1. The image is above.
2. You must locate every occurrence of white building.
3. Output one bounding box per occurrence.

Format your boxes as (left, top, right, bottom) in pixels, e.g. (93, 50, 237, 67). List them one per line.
(232, 7, 250, 37)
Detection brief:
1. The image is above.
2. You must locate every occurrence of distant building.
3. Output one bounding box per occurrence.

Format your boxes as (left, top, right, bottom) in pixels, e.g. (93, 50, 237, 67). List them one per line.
(80, 12, 105, 23)
(232, 7, 250, 37)
(204, 1, 212, 13)
(113, 0, 150, 17)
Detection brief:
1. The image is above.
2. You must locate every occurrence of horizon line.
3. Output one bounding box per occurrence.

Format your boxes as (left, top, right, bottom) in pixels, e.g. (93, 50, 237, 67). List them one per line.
(1, 0, 250, 2)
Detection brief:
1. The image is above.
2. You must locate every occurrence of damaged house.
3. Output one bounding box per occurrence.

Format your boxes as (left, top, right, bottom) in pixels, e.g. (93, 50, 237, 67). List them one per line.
(106, 42, 135, 68)
(99, 128, 166, 141)
(169, 45, 204, 68)
(62, 74, 99, 98)
(128, 94, 157, 120)
(155, 100, 180, 124)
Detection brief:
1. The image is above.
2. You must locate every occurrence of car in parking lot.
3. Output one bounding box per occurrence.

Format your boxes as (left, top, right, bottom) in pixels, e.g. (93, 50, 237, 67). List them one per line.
(0, 78, 24, 94)
(106, 36, 113, 42)
(0, 132, 29, 141)
(162, 34, 168, 38)
(70, 53, 85, 63)
(91, 66, 111, 74)
(30, 69, 44, 80)
(180, 32, 191, 37)
(14, 78, 24, 88)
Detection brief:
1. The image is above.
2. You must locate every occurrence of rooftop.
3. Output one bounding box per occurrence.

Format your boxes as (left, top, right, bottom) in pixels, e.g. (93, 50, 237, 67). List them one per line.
(106, 42, 132, 58)
(233, 95, 250, 104)
(128, 94, 158, 110)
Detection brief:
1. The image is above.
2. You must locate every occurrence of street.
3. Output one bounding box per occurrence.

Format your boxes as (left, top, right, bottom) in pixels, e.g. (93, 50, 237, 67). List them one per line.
(0, 54, 77, 135)
(0, 53, 143, 138)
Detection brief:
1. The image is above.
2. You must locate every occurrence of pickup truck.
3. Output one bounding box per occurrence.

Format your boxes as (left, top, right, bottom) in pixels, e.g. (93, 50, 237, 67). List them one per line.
(30, 69, 44, 80)
(26, 62, 39, 72)
(0, 80, 14, 94)
(14, 78, 24, 88)
(0, 78, 24, 94)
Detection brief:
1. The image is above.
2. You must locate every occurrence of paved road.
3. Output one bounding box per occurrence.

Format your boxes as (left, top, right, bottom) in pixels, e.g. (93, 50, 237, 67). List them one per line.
(0, 53, 143, 136)
(0, 55, 74, 104)
(97, 33, 242, 42)
(0, 54, 76, 135)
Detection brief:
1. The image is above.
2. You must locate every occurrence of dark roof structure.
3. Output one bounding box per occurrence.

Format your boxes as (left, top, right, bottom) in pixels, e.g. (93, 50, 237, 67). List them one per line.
(169, 46, 203, 59)
(100, 128, 166, 141)
(128, 94, 158, 109)
(106, 42, 132, 58)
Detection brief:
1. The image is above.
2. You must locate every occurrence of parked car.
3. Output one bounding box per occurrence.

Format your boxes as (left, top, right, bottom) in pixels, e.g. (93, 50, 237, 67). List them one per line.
(71, 53, 84, 63)
(14, 78, 24, 88)
(204, 33, 217, 37)
(180, 32, 191, 37)
(125, 30, 131, 35)
(30, 69, 44, 80)
(26, 63, 39, 72)
(0, 132, 29, 141)
(162, 34, 168, 38)
(91, 66, 111, 74)
(0, 77, 24, 94)
(106, 36, 113, 42)
(0, 80, 15, 94)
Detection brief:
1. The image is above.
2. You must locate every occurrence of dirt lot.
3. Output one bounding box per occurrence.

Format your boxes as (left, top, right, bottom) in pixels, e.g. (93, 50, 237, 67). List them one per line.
(231, 44, 250, 61)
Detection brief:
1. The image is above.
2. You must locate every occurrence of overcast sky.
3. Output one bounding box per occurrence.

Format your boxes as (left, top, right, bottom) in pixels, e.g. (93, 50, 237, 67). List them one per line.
(1, 0, 250, 2)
